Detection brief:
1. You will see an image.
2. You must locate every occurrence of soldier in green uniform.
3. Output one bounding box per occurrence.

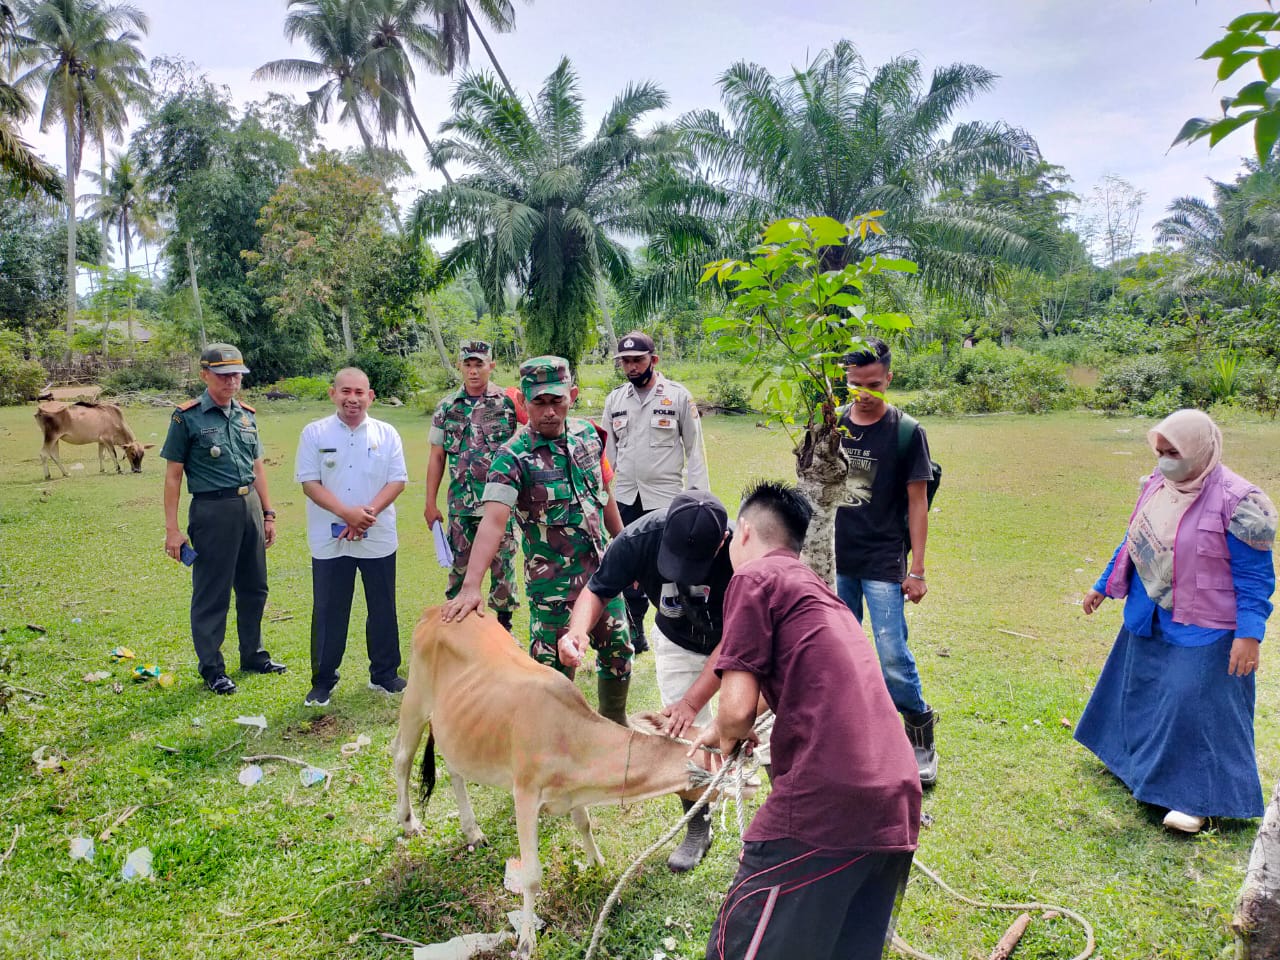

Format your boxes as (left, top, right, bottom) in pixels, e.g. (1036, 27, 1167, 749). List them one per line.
(440, 356, 633, 724)
(424, 340, 520, 630)
(162, 344, 287, 695)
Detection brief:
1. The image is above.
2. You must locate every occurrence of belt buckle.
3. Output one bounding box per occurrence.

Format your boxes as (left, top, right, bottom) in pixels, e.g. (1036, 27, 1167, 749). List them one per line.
(237, 485, 249, 496)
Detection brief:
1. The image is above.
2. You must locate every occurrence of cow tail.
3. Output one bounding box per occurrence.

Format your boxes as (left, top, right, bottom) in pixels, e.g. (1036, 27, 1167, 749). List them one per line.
(418, 724, 436, 806)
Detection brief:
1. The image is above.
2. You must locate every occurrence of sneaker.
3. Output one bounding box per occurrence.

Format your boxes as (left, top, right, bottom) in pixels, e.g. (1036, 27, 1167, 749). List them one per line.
(303, 685, 332, 707)
(368, 676, 407, 695)
(1162, 810, 1206, 834)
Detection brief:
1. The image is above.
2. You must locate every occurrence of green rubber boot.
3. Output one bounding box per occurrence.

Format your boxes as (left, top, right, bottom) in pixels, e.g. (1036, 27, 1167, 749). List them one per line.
(597, 676, 630, 727)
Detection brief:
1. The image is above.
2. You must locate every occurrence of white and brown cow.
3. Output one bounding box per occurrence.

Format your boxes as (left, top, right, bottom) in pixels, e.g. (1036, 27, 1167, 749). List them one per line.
(34, 401, 152, 480)
(392, 607, 713, 959)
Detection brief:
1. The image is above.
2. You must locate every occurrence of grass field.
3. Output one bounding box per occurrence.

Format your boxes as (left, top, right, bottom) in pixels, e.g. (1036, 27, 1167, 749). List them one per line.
(1, 397, 1278, 960)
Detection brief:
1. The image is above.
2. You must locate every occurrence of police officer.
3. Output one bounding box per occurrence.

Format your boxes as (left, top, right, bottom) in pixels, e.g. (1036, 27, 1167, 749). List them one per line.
(162, 343, 286, 694)
(424, 339, 520, 630)
(440, 356, 633, 724)
(602, 331, 711, 652)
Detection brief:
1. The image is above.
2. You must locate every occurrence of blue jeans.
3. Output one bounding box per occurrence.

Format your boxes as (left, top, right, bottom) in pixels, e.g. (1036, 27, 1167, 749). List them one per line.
(835, 575, 928, 716)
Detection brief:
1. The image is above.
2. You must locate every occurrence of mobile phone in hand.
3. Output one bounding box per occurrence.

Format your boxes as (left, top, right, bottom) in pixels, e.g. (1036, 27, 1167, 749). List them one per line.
(331, 522, 348, 538)
(179, 543, 198, 566)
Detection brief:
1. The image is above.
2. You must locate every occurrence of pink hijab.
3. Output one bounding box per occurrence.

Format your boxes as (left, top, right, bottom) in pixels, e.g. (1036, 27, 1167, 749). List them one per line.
(1146, 408, 1223, 495)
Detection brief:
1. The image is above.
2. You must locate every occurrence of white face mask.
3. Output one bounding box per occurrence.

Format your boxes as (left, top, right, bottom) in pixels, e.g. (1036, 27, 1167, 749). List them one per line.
(1158, 456, 1195, 482)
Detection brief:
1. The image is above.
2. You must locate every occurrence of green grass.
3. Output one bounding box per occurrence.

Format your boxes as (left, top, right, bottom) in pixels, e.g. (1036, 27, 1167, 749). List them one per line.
(1, 401, 1278, 959)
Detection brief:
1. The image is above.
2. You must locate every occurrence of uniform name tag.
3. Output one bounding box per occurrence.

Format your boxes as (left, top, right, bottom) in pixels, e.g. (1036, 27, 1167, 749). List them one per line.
(530, 468, 567, 483)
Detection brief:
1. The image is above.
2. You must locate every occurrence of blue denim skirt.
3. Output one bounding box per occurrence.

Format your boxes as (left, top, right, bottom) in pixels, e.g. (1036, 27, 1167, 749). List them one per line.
(1074, 625, 1263, 819)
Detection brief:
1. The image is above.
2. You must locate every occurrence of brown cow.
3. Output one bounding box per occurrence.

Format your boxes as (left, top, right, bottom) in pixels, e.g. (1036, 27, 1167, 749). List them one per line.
(392, 607, 713, 959)
(34, 401, 152, 480)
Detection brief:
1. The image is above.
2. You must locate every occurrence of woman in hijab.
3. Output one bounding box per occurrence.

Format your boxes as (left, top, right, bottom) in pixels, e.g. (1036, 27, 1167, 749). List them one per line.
(1075, 409, 1277, 833)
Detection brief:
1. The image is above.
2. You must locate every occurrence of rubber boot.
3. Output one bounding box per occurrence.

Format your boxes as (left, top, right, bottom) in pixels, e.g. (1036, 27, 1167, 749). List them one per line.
(903, 708, 938, 788)
(496, 610, 514, 632)
(597, 676, 630, 727)
(667, 798, 713, 873)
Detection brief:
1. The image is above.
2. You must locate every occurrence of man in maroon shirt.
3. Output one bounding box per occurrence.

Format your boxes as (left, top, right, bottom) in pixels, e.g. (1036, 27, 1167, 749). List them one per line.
(694, 480, 920, 960)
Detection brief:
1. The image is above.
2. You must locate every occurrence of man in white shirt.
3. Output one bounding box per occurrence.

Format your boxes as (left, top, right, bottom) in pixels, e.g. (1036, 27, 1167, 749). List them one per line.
(295, 368, 409, 707)
(601, 331, 711, 652)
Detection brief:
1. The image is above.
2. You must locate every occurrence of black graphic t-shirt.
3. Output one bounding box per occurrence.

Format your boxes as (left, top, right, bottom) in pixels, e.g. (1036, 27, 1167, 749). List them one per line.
(834, 406, 932, 581)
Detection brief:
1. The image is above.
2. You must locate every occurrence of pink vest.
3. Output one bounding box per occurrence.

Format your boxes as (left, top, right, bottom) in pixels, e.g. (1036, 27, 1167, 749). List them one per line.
(1105, 465, 1258, 629)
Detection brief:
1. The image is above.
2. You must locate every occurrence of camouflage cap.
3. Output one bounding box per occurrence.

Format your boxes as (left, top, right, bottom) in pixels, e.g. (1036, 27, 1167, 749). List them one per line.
(519, 355, 573, 399)
(459, 339, 492, 361)
(200, 343, 250, 374)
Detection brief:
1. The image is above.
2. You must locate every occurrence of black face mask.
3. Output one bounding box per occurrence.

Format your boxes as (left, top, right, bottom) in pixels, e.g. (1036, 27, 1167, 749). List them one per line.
(626, 362, 654, 388)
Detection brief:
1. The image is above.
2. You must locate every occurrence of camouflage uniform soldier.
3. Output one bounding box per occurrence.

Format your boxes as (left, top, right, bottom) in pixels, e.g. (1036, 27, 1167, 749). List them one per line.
(440, 356, 633, 725)
(425, 340, 520, 630)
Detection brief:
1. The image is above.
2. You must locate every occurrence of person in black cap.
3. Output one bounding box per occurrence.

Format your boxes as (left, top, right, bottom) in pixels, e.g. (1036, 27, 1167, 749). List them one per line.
(161, 343, 286, 694)
(560, 488, 733, 873)
(601, 331, 711, 655)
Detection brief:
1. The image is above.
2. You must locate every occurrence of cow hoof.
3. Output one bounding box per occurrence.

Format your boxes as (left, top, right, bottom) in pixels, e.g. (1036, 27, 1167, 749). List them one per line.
(401, 817, 424, 837)
(516, 931, 535, 960)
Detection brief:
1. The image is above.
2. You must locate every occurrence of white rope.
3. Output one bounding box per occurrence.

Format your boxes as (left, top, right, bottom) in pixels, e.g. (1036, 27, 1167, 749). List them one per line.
(891, 859, 1096, 960)
(582, 711, 772, 960)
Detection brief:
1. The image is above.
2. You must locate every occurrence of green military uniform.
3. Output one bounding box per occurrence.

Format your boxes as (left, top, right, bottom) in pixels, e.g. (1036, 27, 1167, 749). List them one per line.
(161, 384, 272, 681)
(429, 376, 519, 613)
(482, 358, 631, 680)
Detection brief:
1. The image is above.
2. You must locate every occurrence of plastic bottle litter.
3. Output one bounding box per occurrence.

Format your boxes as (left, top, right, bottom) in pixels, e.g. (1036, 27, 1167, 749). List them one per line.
(121, 847, 153, 880)
(300, 767, 327, 787)
(238, 765, 263, 787)
(69, 837, 94, 862)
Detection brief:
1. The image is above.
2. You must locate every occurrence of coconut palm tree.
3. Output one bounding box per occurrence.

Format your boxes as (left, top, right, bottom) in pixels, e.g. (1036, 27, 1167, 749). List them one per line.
(1, 0, 60, 197)
(422, 0, 523, 97)
(12, 0, 149, 338)
(254, 0, 384, 151)
(83, 148, 152, 342)
(408, 58, 681, 365)
(634, 40, 1047, 316)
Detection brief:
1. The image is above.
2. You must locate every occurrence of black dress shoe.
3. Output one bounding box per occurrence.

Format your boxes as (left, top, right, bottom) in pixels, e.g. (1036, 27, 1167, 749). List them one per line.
(243, 659, 287, 674)
(205, 674, 237, 695)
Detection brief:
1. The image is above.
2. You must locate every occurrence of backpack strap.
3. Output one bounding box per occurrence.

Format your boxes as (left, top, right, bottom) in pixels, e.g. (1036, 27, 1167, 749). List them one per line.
(896, 412, 919, 463)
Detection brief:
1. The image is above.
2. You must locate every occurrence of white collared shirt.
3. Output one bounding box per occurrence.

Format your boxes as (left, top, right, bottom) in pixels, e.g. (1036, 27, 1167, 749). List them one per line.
(295, 413, 408, 559)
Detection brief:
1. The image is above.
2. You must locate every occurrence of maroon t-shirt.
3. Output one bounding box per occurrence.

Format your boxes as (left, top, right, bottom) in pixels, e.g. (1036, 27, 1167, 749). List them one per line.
(716, 549, 921, 852)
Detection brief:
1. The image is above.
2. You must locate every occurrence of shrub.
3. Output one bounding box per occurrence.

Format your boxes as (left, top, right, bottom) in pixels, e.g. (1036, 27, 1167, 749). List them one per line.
(266, 376, 330, 401)
(0, 349, 45, 405)
(1240, 366, 1280, 418)
(890, 349, 950, 390)
(1093, 355, 1188, 412)
(708, 366, 751, 411)
(1132, 388, 1187, 420)
(101, 360, 180, 394)
(348, 348, 422, 399)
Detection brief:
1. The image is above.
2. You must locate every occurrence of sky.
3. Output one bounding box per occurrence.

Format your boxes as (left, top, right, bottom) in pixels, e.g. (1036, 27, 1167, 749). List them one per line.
(13, 0, 1266, 258)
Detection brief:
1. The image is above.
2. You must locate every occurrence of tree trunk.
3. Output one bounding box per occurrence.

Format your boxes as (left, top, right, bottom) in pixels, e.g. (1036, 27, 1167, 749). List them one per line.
(186, 238, 206, 349)
(64, 121, 77, 351)
(1233, 779, 1280, 958)
(424, 300, 458, 381)
(464, 2, 517, 99)
(406, 99, 454, 185)
(794, 403, 850, 585)
(124, 238, 134, 348)
(595, 277, 618, 357)
(98, 141, 109, 259)
(340, 297, 354, 355)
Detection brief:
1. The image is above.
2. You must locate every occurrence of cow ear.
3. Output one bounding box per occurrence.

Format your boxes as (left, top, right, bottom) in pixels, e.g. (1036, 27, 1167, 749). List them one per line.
(144, 443, 156, 450)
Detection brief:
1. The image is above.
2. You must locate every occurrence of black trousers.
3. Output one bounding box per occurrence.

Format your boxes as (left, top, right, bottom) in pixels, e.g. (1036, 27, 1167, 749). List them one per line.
(188, 490, 270, 680)
(706, 839, 912, 960)
(310, 552, 401, 689)
(618, 498, 652, 628)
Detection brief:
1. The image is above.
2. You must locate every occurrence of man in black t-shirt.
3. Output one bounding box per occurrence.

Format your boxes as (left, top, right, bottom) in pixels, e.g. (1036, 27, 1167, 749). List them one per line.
(835, 338, 939, 787)
(560, 490, 731, 873)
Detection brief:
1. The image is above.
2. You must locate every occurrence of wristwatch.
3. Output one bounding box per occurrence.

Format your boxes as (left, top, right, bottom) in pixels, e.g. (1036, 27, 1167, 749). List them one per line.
(262, 509, 277, 520)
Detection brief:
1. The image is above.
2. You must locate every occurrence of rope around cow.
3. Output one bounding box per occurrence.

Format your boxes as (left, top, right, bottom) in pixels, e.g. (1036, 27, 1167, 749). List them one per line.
(584, 711, 1097, 960)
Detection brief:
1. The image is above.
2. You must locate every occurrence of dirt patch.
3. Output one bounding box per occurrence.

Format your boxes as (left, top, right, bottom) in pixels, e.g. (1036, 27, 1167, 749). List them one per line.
(39, 385, 103, 402)
(285, 713, 346, 742)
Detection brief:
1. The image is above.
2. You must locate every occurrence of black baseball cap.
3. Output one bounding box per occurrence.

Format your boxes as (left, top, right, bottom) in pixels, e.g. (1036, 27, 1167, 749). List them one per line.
(658, 490, 729, 584)
(614, 331, 655, 357)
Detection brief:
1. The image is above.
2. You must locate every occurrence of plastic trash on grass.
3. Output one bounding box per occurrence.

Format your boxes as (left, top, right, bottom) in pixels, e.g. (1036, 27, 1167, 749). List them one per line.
(412, 933, 514, 960)
(122, 847, 153, 880)
(300, 767, 327, 787)
(340, 734, 372, 757)
(69, 837, 94, 862)
(109, 646, 135, 661)
(238, 765, 263, 787)
(234, 715, 267, 733)
(431, 520, 454, 568)
(132, 664, 161, 681)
